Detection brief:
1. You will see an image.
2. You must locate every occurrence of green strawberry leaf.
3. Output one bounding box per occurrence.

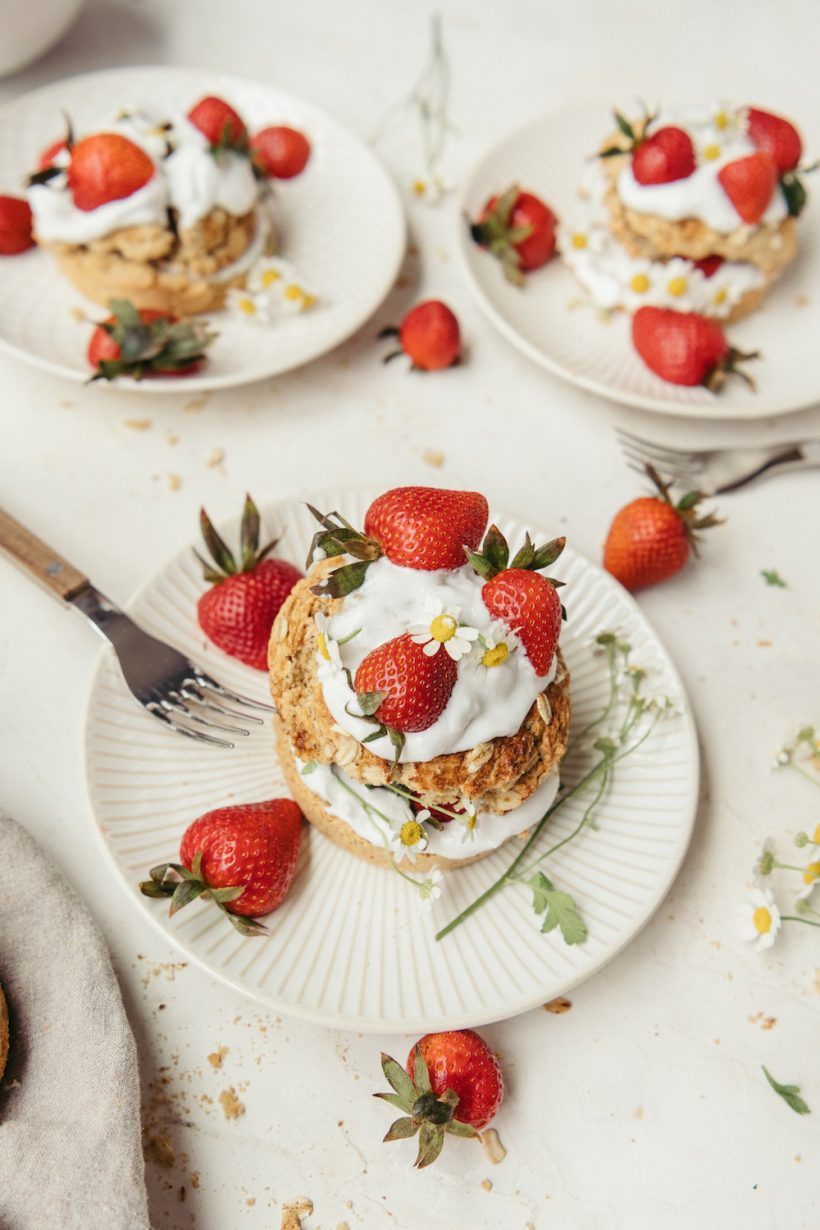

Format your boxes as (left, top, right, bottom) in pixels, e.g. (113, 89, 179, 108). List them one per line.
(380, 1053, 418, 1106)
(762, 1066, 811, 1115)
(384, 1116, 419, 1142)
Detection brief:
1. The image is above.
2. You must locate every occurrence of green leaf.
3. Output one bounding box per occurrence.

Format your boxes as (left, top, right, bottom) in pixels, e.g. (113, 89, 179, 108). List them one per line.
(780, 170, 807, 217)
(613, 111, 635, 140)
(374, 1091, 408, 1111)
(415, 1121, 445, 1168)
(240, 494, 261, 569)
(762, 1066, 811, 1115)
(495, 183, 520, 227)
(761, 569, 787, 588)
(199, 507, 237, 576)
(169, 879, 206, 916)
(109, 298, 141, 329)
(482, 524, 510, 573)
(310, 559, 372, 598)
(531, 536, 566, 569)
(530, 873, 587, 945)
(210, 885, 246, 904)
(446, 1119, 477, 1138)
(413, 1046, 431, 1094)
(384, 1116, 418, 1142)
(356, 690, 385, 717)
(510, 533, 536, 570)
(300, 760, 318, 776)
(380, 1053, 417, 1106)
(464, 546, 496, 579)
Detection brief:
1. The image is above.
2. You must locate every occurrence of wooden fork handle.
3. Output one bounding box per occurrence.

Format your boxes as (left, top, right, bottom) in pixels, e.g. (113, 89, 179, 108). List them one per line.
(0, 507, 89, 601)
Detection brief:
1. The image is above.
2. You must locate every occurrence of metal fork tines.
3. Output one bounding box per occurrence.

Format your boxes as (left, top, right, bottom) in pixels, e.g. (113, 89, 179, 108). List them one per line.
(615, 427, 820, 495)
(72, 585, 273, 748)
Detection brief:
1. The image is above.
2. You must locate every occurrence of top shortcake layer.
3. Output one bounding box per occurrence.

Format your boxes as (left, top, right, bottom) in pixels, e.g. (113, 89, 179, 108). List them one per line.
(28, 110, 260, 244)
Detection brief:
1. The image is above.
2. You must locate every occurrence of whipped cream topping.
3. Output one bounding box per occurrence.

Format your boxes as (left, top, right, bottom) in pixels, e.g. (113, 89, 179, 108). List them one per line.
(614, 103, 788, 233)
(562, 162, 765, 318)
(28, 109, 260, 244)
(296, 754, 561, 857)
(317, 555, 557, 764)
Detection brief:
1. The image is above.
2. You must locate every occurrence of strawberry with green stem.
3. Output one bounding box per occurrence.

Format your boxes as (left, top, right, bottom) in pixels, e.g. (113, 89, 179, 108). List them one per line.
(87, 300, 214, 381)
(470, 183, 558, 284)
(352, 631, 458, 761)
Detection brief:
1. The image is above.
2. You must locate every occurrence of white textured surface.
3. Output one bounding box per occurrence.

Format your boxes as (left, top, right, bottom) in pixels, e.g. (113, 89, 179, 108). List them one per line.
(458, 104, 820, 418)
(85, 491, 698, 1031)
(0, 66, 405, 390)
(1, 2, 819, 1228)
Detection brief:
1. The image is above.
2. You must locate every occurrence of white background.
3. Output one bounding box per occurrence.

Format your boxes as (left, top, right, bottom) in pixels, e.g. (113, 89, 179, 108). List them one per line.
(1, 1, 819, 1227)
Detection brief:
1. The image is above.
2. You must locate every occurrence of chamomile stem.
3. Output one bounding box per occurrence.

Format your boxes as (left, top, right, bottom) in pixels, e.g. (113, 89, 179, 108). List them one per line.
(512, 763, 611, 883)
(788, 764, 820, 791)
(384, 782, 467, 822)
(782, 916, 820, 928)
(332, 771, 421, 887)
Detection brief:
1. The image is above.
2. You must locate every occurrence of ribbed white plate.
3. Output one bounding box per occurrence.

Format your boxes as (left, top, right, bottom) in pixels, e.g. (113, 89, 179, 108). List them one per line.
(457, 103, 820, 419)
(0, 67, 405, 392)
(85, 490, 698, 1033)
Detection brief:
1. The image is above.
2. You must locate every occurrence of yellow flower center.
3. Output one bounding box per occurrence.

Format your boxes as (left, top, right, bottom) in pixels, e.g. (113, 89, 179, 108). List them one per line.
(802, 862, 820, 884)
(571, 232, 588, 250)
(465, 812, 477, 831)
(703, 143, 721, 161)
(284, 284, 304, 301)
(667, 276, 687, 297)
(261, 269, 281, 287)
(713, 288, 728, 305)
(753, 906, 773, 934)
(430, 614, 457, 643)
(482, 642, 509, 668)
(630, 273, 650, 294)
(413, 179, 427, 196)
(317, 633, 330, 661)
(300, 292, 317, 310)
(237, 297, 256, 315)
(715, 111, 730, 130)
(399, 820, 424, 847)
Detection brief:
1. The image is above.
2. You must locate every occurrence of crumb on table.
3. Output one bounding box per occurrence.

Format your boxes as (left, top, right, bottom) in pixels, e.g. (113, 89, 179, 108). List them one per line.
(218, 1087, 245, 1119)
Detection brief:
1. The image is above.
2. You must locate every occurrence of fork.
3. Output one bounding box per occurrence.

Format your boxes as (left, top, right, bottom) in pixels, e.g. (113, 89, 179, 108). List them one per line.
(0, 507, 272, 748)
(615, 428, 820, 494)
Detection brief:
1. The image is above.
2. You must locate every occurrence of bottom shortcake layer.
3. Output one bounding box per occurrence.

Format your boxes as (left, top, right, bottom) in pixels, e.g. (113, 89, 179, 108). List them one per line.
(277, 730, 561, 871)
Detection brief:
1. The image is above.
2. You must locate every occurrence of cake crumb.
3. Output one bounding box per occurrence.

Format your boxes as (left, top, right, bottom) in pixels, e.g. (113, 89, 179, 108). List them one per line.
(633, 1106, 644, 1120)
(218, 1087, 245, 1119)
(336, 1223, 350, 1230)
(281, 1197, 313, 1229)
(247, 1197, 256, 1207)
(69, 306, 86, 322)
(143, 1130, 175, 1168)
(478, 1128, 506, 1164)
(422, 448, 445, 468)
(796, 294, 810, 307)
(208, 1046, 229, 1069)
(60, 400, 74, 410)
(166, 430, 179, 446)
(544, 996, 572, 1014)
(124, 419, 152, 431)
(167, 474, 182, 491)
(757, 639, 772, 648)
(183, 395, 207, 413)
(206, 447, 224, 468)
(190, 1171, 200, 1188)
(480, 1179, 493, 1192)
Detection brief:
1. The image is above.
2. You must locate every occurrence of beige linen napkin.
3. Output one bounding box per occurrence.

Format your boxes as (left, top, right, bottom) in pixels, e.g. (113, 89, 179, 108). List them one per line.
(0, 815, 150, 1230)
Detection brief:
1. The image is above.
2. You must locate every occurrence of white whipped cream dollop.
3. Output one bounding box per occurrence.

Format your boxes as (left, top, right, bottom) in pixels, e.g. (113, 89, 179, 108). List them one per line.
(317, 556, 558, 764)
(615, 104, 788, 233)
(28, 109, 260, 244)
(296, 755, 561, 857)
(562, 162, 765, 318)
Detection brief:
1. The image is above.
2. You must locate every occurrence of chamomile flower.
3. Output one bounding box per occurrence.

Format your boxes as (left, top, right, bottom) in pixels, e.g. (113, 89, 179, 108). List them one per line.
(796, 858, 820, 901)
(418, 868, 443, 909)
(411, 174, 454, 206)
(753, 837, 776, 883)
(737, 888, 782, 951)
(227, 288, 273, 325)
(469, 622, 517, 682)
(459, 800, 478, 843)
(314, 612, 342, 672)
(409, 603, 480, 661)
(392, 814, 429, 864)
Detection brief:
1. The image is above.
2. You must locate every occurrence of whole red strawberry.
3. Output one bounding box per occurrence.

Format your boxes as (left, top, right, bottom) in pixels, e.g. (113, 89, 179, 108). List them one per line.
(354, 632, 457, 737)
(67, 133, 155, 211)
(746, 107, 803, 174)
(252, 126, 311, 178)
(365, 486, 488, 571)
(718, 150, 777, 223)
(0, 195, 35, 255)
(603, 465, 722, 591)
(381, 300, 461, 371)
(188, 95, 248, 150)
(632, 125, 696, 185)
(471, 184, 557, 284)
(87, 300, 214, 381)
(196, 495, 303, 670)
(483, 569, 562, 676)
(139, 799, 302, 935)
(631, 305, 758, 391)
(376, 1030, 503, 1167)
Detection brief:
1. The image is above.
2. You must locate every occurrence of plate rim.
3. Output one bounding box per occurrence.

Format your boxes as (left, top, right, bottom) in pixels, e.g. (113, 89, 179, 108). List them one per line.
(83, 486, 701, 1033)
(456, 101, 817, 421)
(0, 64, 406, 394)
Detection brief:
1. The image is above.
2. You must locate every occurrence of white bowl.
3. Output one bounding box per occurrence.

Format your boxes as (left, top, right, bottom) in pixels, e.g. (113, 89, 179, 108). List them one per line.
(0, 0, 85, 78)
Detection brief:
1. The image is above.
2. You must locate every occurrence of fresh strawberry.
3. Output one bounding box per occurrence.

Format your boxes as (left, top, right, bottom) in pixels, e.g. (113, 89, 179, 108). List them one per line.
(196, 495, 303, 671)
(692, 254, 724, 278)
(139, 799, 302, 935)
(67, 133, 155, 211)
(603, 465, 722, 591)
(376, 1030, 503, 1167)
(354, 632, 457, 751)
(0, 196, 35, 255)
(746, 107, 803, 174)
(631, 306, 758, 391)
(380, 300, 461, 371)
(365, 486, 488, 571)
(470, 184, 557, 284)
(251, 126, 311, 178)
(87, 300, 214, 381)
(718, 150, 777, 223)
(632, 126, 696, 185)
(466, 522, 566, 676)
(187, 95, 248, 151)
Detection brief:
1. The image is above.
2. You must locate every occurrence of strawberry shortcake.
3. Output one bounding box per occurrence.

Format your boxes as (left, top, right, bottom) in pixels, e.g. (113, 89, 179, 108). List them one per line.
(26, 96, 275, 315)
(562, 103, 810, 323)
(268, 487, 571, 871)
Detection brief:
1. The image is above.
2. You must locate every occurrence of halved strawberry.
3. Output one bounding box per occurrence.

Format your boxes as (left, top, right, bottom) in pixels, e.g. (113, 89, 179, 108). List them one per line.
(187, 95, 248, 152)
(67, 133, 155, 211)
(0, 196, 35, 255)
(717, 151, 778, 224)
(746, 107, 803, 174)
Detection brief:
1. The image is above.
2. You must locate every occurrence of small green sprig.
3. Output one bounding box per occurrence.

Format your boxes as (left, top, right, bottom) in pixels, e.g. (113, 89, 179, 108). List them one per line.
(775, 725, 820, 791)
(761, 569, 787, 588)
(762, 1065, 811, 1115)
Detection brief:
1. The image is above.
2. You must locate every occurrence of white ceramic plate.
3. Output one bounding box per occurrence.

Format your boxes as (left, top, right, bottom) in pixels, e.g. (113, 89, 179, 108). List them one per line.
(0, 66, 405, 392)
(457, 102, 820, 418)
(85, 490, 699, 1033)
